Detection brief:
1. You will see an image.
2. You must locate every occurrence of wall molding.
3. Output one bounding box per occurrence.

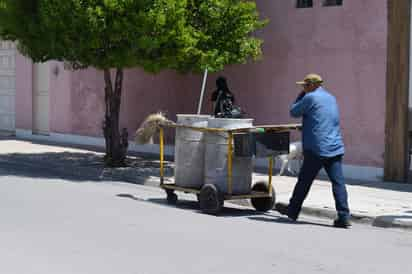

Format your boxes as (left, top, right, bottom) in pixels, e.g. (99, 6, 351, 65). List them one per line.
(16, 129, 384, 182)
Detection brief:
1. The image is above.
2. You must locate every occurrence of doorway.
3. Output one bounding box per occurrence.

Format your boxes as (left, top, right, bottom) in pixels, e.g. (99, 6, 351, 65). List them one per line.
(32, 62, 50, 135)
(0, 41, 16, 135)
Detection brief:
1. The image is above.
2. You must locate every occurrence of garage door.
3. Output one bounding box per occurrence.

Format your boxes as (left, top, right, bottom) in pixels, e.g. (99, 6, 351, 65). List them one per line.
(0, 41, 15, 132)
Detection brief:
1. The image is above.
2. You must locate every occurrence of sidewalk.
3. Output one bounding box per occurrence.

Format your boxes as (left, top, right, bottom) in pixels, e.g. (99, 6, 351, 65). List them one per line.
(1, 137, 412, 230)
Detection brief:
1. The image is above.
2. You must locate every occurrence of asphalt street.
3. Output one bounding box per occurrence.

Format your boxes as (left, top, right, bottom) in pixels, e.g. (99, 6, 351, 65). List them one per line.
(1, 174, 411, 274)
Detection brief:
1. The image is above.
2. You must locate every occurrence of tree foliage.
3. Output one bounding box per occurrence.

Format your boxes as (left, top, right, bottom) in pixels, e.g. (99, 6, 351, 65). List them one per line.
(0, 0, 267, 166)
(0, 0, 267, 73)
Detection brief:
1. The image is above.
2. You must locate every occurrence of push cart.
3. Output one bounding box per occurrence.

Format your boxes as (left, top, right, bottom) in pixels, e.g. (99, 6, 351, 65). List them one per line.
(158, 123, 301, 214)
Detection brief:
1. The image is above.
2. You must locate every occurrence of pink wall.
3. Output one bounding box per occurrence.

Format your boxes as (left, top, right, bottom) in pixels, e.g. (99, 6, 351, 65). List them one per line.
(16, 58, 202, 141)
(66, 68, 201, 142)
(49, 61, 72, 133)
(191, 0, 388, 167)
(15, 53, 32, 130)
(15, 0, 387, 168)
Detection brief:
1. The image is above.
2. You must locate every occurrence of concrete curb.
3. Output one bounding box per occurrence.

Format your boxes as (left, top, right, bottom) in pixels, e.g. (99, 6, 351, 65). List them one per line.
(273, 202, 412, 230)
(372, 215, 412, 230)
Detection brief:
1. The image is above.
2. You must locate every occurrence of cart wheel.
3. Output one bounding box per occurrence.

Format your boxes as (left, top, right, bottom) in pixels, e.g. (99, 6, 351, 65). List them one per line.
(199, 184, 224, 215)
(251, 181, 275, 212)
(165, 189, 178, 204)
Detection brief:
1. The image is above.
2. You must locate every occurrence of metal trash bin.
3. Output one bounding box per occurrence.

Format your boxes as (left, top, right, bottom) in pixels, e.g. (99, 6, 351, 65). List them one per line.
(204, 118, 254, 194)
(174, 114, 211, 188)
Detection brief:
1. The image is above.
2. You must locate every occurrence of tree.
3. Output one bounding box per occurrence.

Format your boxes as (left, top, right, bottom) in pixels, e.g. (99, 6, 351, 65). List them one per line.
(0, 0, 267, 167)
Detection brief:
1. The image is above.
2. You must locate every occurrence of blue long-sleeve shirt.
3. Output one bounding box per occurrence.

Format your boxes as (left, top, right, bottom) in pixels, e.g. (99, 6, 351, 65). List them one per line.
(290, 87, 344, 157)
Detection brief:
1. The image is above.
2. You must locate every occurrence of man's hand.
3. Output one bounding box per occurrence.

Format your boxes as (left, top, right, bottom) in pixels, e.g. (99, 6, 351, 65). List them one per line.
(295, 91, 306, 102)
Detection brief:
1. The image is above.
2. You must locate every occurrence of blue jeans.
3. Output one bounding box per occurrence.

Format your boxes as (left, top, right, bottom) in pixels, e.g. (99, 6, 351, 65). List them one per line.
(288, 151, 350, 221)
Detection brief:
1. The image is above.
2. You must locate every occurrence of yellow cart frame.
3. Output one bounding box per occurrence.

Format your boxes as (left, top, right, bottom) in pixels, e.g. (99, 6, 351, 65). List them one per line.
(158, 123, 301, 213)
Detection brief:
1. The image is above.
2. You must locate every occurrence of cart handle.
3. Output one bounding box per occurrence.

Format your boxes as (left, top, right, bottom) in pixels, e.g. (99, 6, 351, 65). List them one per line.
(268, 156, 273, 196)
(159, 127, 164, 185)
(227, 132, 234, 195)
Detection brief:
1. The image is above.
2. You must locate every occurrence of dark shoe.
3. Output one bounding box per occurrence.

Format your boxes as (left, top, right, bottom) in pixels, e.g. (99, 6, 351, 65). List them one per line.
(275, 203, 297, 221)
(333, 218, 352, 229)
(275, 203, 288, 215)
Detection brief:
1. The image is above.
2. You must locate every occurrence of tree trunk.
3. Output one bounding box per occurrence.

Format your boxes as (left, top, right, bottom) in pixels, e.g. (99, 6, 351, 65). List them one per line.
(103, 68, 129, 167)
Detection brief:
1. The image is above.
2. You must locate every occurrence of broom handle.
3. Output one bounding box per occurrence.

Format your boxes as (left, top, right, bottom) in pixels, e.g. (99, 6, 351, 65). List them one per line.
(197, 68, 208, 114)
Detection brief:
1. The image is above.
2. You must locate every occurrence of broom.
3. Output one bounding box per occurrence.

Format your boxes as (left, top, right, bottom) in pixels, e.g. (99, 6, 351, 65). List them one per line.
(134, 112, 175, 144)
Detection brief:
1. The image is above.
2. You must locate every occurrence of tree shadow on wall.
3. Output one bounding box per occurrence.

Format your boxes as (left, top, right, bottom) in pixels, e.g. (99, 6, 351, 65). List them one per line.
(0, 151, 173, 185)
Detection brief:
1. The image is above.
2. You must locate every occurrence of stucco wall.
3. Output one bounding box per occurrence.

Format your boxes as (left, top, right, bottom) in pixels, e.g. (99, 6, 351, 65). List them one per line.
(49, 62, 72, 134)
(15, 53, 32, 130)
(15, 0, 387, 168)
(192, 0, 388, 167)
(15, 58, 202, 142)
(66, 69, 201, 141)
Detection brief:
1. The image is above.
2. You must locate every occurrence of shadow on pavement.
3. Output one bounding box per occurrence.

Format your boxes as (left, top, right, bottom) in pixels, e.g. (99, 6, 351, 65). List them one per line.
(10, 136, 174, 160)
(0, 151, 173, 184)
(116, 193, 147, 202)
(117, 194, 200, 211)
(4, 137, 412, 194)
(248, 215, 333, 228)
(4, 139, 412, 231)
(118, 193, 265, 217)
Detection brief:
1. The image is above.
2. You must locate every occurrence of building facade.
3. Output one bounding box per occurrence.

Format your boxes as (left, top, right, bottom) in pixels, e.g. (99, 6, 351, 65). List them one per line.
(2, 0, 405, 182)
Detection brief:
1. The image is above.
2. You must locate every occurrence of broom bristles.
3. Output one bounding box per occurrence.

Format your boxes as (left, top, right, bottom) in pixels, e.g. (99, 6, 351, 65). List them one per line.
(135, 112, 175, 144)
